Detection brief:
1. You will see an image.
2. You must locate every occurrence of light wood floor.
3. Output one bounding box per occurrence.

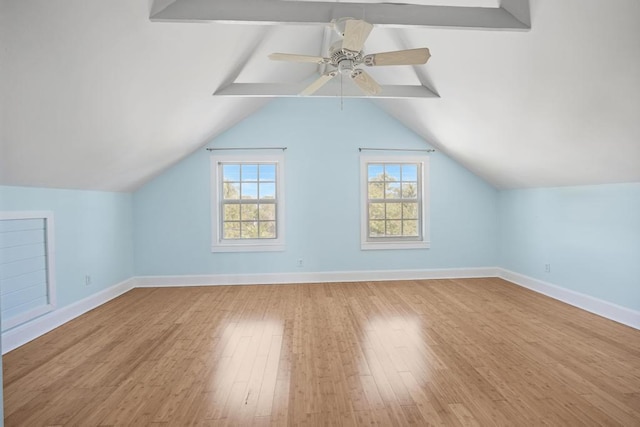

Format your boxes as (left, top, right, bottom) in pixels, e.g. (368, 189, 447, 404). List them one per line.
(3, 278, 640, 426)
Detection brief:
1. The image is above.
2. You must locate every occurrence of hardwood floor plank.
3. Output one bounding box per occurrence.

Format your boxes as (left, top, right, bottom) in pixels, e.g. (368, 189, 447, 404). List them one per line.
(3, 279, 640, 426)
(253, 334, 283, 417)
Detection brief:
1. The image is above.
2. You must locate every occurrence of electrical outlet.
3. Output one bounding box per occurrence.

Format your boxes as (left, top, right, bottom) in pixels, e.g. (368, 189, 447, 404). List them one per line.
(544, 264, 551, 273)
(85, 275, 92, 286)
(297, 259, 304, 267)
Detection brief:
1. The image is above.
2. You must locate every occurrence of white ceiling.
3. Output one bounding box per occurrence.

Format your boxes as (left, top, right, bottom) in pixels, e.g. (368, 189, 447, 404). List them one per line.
(1, 0, 639, 191)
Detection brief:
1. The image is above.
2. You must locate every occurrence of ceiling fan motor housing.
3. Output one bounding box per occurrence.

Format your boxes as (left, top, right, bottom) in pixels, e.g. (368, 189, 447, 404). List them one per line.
(330, 41, 363, 70)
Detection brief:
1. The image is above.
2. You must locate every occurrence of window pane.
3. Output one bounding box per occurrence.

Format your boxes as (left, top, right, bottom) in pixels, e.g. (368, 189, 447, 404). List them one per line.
(369, 203, 385, 220)
(259, 183, 276, 199)
(386, 203, 402, 219)
(223, 182, 240, 200)
(214, 154, 284, 249)
(385, 182, 401, 199)
(223, 222, 240, 239)
(362, 157, 425, 245)
(241, 164, 258, 181)
(403, 220, 419, 236)
(385, 164, 401, 181)
(259, 164, 276, 182)
(241, 221, 258, 238)
(259, 204, 275, 221)
(223, 164, 240, 182)
(386, 220, 402, 236)
(402, 202, 418, 219)
(402, 182, 418, 199)
(368, 164, 384, 182)
(401, 164, 417, 181)
(369, 220, 385, 237)
(259, 221, 276, 238)
(368, 183, 384, 199)
(223, 204, 240, 220)
(241, 204, 258, 221)
(241, 183, 258, 199)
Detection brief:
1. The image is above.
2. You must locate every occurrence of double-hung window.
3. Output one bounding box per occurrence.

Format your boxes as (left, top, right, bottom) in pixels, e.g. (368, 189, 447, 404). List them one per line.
(360, 153, 430, 250)
(211, 152, 285, 252)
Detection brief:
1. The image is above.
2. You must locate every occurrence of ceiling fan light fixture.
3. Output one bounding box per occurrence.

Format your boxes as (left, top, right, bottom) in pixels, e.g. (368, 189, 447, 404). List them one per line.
(338, 59, 355, 74)
(268, 18, 431, 96)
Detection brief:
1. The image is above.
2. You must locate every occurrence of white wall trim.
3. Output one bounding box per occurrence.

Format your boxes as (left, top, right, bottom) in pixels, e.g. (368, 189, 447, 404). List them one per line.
(498, 268, 640, 330)
(4, 267, 637, 353)
(1, 210, 57, 330)
(135, 267, 498, 287)
(1, 268, 496, 352)
(2, 277, 136, 354)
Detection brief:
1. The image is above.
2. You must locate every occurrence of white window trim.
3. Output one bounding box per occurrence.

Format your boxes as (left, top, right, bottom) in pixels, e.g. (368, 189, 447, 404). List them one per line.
(360, 153, 430, 250)
(210, 152, 286, 252)
(0, 211, 57, 331)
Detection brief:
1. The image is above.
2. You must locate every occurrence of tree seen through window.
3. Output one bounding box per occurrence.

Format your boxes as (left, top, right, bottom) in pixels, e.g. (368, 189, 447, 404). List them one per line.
(367, 163, 420, 238)
(221, 163, 277, 239)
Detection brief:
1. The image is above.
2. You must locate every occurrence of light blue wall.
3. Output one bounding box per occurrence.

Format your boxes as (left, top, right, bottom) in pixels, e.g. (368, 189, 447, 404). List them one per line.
(0, 311, 2, 425)
(1, 100, 635, 321)
(134, 98, 499, 275)
(499, 183, 640, 311)
(0, 186, 134, 310)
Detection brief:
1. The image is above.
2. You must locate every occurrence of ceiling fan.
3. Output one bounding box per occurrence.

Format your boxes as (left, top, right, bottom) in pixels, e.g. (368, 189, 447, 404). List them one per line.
(268, 18, 431, 96)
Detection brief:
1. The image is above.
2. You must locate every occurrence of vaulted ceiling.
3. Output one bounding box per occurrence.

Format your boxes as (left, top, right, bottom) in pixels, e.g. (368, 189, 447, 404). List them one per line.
(1, 0, 639, 191)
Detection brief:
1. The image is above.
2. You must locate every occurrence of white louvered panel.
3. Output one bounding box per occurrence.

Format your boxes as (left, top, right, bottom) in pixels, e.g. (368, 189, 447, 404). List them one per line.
(0, 242, 46, 264)
(1, 270, 48, 295)
(0, 212, 56, 331)
(0, 228, 44, 248)
(0, 256, 47, 281)
(0, 218, 43, 233)
(2, 286, 48, 314)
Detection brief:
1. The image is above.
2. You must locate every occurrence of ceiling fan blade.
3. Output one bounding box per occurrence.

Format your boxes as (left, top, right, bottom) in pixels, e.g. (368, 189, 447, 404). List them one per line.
(342, 19, 373, 52)
(364, 48, 431, 66)
(300, 72, 337, 96)
(350, 69, 381, 96)
(269, 53, 328, 64)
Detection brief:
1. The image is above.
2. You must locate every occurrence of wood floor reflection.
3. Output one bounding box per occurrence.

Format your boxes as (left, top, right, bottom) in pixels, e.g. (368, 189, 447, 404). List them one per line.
(4, 278, 640, 426)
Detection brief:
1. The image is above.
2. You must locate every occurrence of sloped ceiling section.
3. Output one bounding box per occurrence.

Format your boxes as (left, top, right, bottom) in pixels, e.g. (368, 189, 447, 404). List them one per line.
(376, 0, 640, 188)
(1, 0, 639, 192)
(0, 0, 314, 191)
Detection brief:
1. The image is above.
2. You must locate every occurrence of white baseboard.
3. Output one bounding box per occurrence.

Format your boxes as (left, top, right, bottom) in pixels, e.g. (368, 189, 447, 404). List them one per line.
(135, 267, 499, 287)
(2, 277, 136, 354)
(4, 267, 637, 353)
(498, 268, 640, 330)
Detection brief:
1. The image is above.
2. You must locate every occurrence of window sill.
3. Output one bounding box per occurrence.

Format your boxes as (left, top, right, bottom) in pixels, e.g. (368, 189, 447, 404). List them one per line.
(361, 241, 430, 251)
(211, 243, 285, 253)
